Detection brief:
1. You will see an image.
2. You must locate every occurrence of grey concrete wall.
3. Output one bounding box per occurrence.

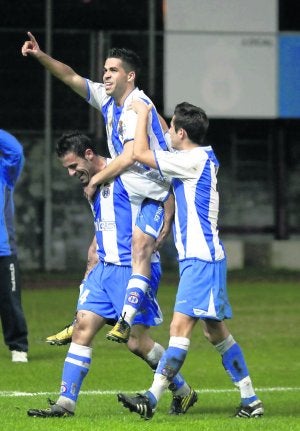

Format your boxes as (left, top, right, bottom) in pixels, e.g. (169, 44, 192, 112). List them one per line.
(224, 237, 300, 270)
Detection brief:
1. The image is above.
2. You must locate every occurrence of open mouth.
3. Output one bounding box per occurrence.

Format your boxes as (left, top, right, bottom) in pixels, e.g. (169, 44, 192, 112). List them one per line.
(104, 82, 113, 91)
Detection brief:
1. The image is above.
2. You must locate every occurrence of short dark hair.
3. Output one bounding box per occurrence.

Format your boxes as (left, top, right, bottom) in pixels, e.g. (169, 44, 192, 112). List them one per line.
(173, 102, 209, 145)
(107, 47, 142, 80)
(56, 131, 98, 158)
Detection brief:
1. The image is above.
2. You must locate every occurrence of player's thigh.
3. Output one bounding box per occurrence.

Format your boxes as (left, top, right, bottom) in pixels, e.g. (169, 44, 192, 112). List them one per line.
(132, 199, 164, 262)
(132, 226, 155, 258)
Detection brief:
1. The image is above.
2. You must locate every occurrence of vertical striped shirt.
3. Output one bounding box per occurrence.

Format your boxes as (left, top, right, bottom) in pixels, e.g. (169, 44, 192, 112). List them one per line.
(86, 81, 171, 189)
(91, 166, 165, 265)
(154, 146, 225, 262)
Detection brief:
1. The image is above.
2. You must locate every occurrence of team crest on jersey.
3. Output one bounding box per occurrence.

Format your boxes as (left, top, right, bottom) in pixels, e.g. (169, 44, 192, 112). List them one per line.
(102, 184, 111, 198)
(118, 120, 126, 139)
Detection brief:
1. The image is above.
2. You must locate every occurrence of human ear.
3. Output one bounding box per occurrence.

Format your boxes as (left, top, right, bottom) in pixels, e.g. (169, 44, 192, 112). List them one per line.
(128, 71, 135, 82)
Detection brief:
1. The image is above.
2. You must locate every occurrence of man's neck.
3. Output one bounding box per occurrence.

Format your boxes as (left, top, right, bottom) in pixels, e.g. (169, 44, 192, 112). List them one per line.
(179, 141, 200, 151)
(96, 156, 107, 172)
(115, 86, 136, 106)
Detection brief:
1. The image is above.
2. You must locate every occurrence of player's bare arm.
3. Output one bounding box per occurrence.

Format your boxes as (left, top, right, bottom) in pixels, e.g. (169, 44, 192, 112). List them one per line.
(21, 31, 87, 98)
(158, 112, 169, 133)
(130, 100, 157, 168)
(154, 192, 175, 252)
(83, 141, 135, 200)
(84, 236, 99, 279)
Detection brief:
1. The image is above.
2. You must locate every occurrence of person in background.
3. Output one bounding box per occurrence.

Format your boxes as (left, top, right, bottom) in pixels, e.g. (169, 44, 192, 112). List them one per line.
(117, 100, 264, 419)
(0, 129, 29, 363)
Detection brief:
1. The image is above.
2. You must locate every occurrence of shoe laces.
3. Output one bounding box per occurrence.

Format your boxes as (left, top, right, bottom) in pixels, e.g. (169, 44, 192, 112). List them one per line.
(118, 313, 129, 333)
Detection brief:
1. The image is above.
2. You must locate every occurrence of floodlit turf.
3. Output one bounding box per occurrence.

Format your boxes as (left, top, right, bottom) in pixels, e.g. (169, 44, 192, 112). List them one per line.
(0, 272, 300, 430)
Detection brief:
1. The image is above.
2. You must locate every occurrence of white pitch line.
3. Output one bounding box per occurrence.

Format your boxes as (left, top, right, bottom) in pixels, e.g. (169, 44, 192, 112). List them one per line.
(0, 387, 299, 398)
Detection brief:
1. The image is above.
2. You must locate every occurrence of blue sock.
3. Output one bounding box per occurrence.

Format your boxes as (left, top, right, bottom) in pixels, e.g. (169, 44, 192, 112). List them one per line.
(222, 343, 249, 384)
(124, 287, 146, 310)
(122, 274, 150, 324)
(170, 372, 186, 391)
(59, 343, 91, 402)
(144, 390, 157, 408)
(146, 338, 190, 407)
(144, 341, 186, 393)
(156, 346, 188, 379)
(242, 395, 258, 405)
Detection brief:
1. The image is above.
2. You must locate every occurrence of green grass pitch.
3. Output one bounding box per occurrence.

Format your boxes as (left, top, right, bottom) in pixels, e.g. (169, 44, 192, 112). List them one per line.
(0, 271, 299, 431)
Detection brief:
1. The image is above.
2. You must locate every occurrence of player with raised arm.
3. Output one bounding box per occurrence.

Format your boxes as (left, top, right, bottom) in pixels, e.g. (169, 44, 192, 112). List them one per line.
(22, 32, 173, 344)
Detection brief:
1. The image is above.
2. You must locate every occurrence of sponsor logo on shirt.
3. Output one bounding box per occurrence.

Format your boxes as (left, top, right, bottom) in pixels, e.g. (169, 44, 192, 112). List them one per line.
(154, 205, 164, 222)
(94, 220, 116, 231)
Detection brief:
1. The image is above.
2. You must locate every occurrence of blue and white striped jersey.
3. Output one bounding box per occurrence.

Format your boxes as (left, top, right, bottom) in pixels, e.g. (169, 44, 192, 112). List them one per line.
(154, 146, 225, 262)
(0, 130, 24, 256)
(91, 167, 163, 266)
(85, 81, 171, 189)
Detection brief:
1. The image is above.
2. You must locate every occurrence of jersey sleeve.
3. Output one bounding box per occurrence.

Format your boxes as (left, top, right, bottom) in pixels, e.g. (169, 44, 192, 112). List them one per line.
(86, 80, 108, 110)
(154, 148, 208, 180)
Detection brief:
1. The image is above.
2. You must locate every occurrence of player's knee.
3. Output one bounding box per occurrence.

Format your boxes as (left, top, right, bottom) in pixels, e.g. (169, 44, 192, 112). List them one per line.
(72, 325, 92, 345)
(203, 325, 227, 345)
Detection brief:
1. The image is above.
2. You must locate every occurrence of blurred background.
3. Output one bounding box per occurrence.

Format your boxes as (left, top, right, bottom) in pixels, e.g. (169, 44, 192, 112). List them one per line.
(1, 0, 300, 273)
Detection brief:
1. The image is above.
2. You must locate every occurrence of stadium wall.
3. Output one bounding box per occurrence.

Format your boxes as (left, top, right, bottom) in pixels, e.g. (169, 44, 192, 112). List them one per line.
(13, 134, 300, 272)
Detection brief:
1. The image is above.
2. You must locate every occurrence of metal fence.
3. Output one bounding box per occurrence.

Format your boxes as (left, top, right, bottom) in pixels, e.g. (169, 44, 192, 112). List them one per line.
(1, 28, 300, 270)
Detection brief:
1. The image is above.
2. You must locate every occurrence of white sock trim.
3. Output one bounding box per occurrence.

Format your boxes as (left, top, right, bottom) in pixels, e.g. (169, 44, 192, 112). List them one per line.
(169, 336, 190, 350)
(238, 376, 256, 398)
(215, 334, 235, 355)
(68, 342, 92, 358)
(146, 342, 165, 366)
(127, 276, 149, 292)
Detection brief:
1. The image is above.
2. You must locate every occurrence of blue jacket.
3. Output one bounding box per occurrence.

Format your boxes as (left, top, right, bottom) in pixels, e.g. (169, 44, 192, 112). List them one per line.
(0, 130, 24, 256)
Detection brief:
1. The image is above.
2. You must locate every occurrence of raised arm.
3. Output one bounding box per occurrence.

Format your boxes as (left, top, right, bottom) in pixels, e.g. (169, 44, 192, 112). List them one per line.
(130, 100, 157, 168)
(21, 32, 87, 98)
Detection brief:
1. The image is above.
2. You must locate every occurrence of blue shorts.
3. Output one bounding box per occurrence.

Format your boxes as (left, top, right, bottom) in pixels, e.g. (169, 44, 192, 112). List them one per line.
(174, 258, 232, 321)
(136, 199, 164, 240)
(77, 260, 163, 327)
